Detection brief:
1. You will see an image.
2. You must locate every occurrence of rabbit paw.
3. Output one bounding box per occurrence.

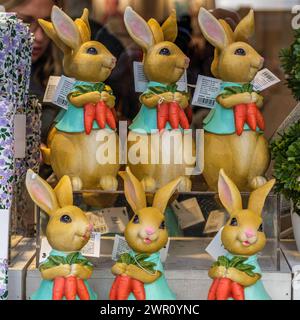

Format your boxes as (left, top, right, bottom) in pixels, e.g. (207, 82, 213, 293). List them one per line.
(174, 92, 188, 109)
(111, 262, 127, 276)
(100, 175, 118, 191)
(250, 176, 267, 190)
(71, 264, 92, 280)
(71, 176, 83, 191)
(178, 176, 192, 192)
(159, 92, 174, 103)
(141, 176, 156, 192)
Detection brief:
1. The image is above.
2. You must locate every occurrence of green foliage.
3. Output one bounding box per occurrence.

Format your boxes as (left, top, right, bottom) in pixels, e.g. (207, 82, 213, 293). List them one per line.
(221, 83, 257, 97)
(280, 29, 300, 100)
(118, 253, 157, 273)
(212, 256, 256, 277)
(270, 121, 300, 213)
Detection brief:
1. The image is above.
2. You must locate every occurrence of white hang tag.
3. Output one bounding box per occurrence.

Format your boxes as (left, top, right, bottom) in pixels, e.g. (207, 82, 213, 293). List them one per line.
(39, 232, 101, 263)
(205, 227, 228, 261)
(111, 235, 170, 263)
(192, 75, 221, 108)
(43, 76, 61, 103)
(0, 209, 10, 259)
(251, 68, 280, 92)
(171, 198, 205, 229)
(52, 75, 76, 109)
(86, 207, 129, 234)
(133, 61, 188, 93)
(203, 210, 226, 234)
(13, 114, 26, 158)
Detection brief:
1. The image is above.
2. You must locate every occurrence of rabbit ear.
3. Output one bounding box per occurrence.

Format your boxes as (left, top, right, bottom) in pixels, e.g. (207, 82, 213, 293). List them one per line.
(75, 8, 91, 43)
(153, 177, 182, 214)
(119, 167, 147, 213)
(161, 9, 178, 43)
(38, 19, 70, 54)
(26, 169, 59, 216)
(124, 6, 154, 51)
(234, 9, 255, 42)
(148, 19, 164, 44)
(218, 169, 242, 215)
(54, 175, 73, 208)
(248, 179, 275, 216)
(51, 5, 81, 50)
(198, 7, 228, 50)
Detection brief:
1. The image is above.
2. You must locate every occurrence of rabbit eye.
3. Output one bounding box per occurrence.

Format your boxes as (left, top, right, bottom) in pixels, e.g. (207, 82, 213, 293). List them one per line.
(258, 224, 263, 232)
(159, 221, 165, 229)
(87, 47, 98, 55)
(132, 215, 139, 224)
(60, 215, 72, 224)
(159, 48, 171, 56)
(230, 217, 238, 226)
(234, 48, 246, 56)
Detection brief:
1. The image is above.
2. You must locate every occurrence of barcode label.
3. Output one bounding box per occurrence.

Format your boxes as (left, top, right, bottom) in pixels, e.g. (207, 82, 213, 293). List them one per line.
(43, 76, 61, 103)
(52, 75, 76, 109)
(192, 75, 221, 108)
(133, 61, 188, 93)
(251, 68, 280, 91)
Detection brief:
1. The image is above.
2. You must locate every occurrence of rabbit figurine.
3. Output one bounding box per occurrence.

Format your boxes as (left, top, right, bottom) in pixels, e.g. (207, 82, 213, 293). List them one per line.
(123, 7, 195, 193)
(207, 169, 275, 300)
(38, 6, 120, 204)
(110, 167, 182, 300)
(198, 8, 270, 191)
(25, 169, 97, 300)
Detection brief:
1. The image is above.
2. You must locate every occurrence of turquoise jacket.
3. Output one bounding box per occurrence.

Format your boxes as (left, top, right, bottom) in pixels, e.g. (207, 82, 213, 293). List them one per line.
(203, 81, 261, 135)
(30, 250, 97, 300)
(127, 250, 176, 300)
(226, 253, 271, 300)
(55, 80, 111, 133)
(129, 81, 185, 134)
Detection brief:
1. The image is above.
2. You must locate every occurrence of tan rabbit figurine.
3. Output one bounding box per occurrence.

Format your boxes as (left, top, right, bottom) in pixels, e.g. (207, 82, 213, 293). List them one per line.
(198, 8, 270, 191)
(26, 169, 97, 300)
(39, 6, 119, 204)
(110, 167, 181, 300)
(124, 7, 195, 193)
(207, 169, 275, 300)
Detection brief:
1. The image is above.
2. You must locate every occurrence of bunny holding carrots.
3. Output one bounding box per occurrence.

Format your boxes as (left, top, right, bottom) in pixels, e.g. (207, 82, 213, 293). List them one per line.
(124, 7, 195, 193)
(38, 6, 120, 203)
(207, 169, 275, 300)
(198, 8, 270, 191)
(25, 169, 97, 300)
(110, 167, 181, 300)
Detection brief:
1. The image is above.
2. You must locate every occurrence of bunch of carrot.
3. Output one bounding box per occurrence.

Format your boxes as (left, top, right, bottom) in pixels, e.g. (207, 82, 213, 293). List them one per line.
(207, 255, 257, 300)
(110, 253, 156, 300)
(53, 276, 90, 300)
(84, 101, 117, 134)
(157, 102, 191, 131)
(222, 84, 265, 136)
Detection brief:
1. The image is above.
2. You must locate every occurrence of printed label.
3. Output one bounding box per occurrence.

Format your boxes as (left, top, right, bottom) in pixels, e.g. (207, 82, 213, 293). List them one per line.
(251, 68, 281, 92)
(0, 209, 9, 259)
(205, 227, 228, 261)
(133, 61, 188, 93)
(43, 76, 61, 103)
(52, 75, 76, 109)
(203, 210, 226, 234)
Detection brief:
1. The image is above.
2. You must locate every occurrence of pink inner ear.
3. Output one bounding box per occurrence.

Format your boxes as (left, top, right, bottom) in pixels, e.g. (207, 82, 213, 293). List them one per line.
(31, 183, 53, 210)
(57, 20, 75, 39)
(218, 175, 233, 210)
(202, 14, 225, 45)
(128, 19, 152, 45)
(126, 179, 138, 207)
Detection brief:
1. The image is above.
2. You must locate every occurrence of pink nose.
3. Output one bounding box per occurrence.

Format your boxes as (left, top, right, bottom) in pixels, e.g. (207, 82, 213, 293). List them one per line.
(88, 224, 94, 232)
(260, 57, 264, 67)
(185, 57, 190, 66)
(245, 229, 255, 238)
(145, 227, 155, 235)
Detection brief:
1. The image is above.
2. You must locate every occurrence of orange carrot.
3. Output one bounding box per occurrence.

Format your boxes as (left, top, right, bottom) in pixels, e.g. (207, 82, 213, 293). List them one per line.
(231, 281, 245, 300)
(207, 278, 219, 300)
(65, 275, 77, 300)
(52, 277, 65, 300)
(246, 103, 257, 131)
(178, 107, 190, 129)
(116, 275, 132, 300)
(109, 276, 121, 300)
(84, 103, 96, 135)
(95, 101, 107, 129)
(216, 278, 232, 300)
(157, 102, 169, 131)
(169, 102, 180, 129)
(256, 109, 265, 131)
(76, 278, 90, 300)
(106, 107, 117, 130)
(234, 104, 247, 136)
(131, 279, 146, 300)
